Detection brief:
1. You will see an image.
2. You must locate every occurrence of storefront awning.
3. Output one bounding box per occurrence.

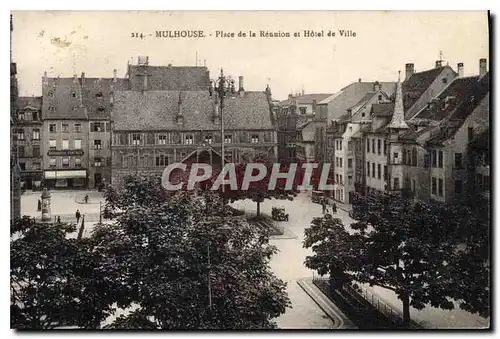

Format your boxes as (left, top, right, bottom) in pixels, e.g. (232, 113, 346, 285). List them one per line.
(44, 170, 87, 179)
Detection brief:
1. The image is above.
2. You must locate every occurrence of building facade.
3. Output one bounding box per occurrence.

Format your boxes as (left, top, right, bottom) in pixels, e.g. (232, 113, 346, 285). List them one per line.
(10, 14, 21, 219)
(15, 97, 43, 190)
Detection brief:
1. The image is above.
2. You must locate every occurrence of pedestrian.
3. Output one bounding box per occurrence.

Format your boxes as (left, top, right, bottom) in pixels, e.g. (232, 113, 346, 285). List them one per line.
(332, 202, 337, 214)
(84, 194, 89, 204)
(321, 199, 326, 214)
(37, 199, 42, 211)
(76, 209, 81, 224)
(57, 216, 61, 223)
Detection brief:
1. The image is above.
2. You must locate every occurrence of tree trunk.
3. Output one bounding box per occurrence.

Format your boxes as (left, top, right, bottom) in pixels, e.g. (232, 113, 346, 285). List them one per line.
(401, 292, 411, 326)
(257, 201, 261, 218)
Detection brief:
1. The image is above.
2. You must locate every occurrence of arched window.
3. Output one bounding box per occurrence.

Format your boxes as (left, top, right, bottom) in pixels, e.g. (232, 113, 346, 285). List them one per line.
(412, 148, 417, 166)
(95, 92, 103, 98)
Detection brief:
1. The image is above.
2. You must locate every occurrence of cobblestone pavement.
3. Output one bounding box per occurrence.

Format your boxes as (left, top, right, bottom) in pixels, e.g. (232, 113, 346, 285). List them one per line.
(231, 193, 356, 329)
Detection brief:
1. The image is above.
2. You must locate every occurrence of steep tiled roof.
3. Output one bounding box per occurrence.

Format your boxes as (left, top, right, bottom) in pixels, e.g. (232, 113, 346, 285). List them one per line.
(371, 103, 394, 117)
(112, 90, 274, 131)
(128, 65, 209, 91)
(279, 93, 333, 106)
(17, 96, 42, 110)
(402, 66, 453, 112)
(413, 76, 480, 121)
(42, 77, 129, 120)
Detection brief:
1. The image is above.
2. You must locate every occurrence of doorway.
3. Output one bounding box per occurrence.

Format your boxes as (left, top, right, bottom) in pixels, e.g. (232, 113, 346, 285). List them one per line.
(94, 173, 102, 188)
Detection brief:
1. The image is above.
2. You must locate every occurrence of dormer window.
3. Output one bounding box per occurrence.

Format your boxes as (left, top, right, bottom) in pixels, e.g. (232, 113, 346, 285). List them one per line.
(49, 106, 55, 112)
(48, 91, 54, 97)
(18, 112, 25, 120)
(73, 106, 78, 111)
(95, 92, 103, 98)
(71, 92, 76, 98)
(97, 106, 105, 112)
(442, 78, 448, 84)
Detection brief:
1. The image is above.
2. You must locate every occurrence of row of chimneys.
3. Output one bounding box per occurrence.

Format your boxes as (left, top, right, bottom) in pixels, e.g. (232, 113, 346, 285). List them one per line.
(405, 58, 488, 80)
(43, 69, 120, 84)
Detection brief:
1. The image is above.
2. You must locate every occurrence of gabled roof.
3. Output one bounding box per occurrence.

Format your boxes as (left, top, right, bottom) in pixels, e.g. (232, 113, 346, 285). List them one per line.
(128, 65, 209, 91)
(371, 103, 394, 117)
(413, 76, 480, 121)
(278, 93, 333, 106)
(402, 66, 455, 112)
(43, 77, 129, 120)
(112, 90, 274, 131)
(17, 96, 42, 110)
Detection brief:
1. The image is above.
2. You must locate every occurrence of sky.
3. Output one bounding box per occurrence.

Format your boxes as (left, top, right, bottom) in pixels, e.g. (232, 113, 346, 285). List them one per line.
(11, 11, 489, 100)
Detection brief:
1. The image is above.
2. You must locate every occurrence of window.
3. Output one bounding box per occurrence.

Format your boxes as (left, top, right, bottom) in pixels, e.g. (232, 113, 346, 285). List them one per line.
(33, 162, 41, 170)
(438, 178, 443, 197)
(94, 157, 102, 167)
(412, 148, 417, 166)
(184, 135, 193, 145)
(97, 106, 105, 112)
(335, 174, 339, 184)
(432, 177, 437, 195)
(377, 139, 381, 155)
(339, 158, 343, 168)
(377, 164, 381, 179)
(348, 141, 353, 151)
(94, 140, 102, 149)
(132, 133, 142, 145)
(348, 158, 353, 168)
(384, 165, 388, 180)
(32, 146, 40, 157)
(18, 112, 25, 120)
(367, 161, 370, 177)
(18, 146, 25, 158)
(62, 157, 69, 168)
(393, 152, 399, 163)
(62, 124, 69, 132)
(73, 106, 78, 112)
(468, 127, 474, 142)
(299, 107, 307, 114)
(339, 141, 342, 150)
(49, 106, 55, 112)
(442, 78, 448, 84)
(62, 139, 69, 150)
(49, 139, 56, 150)
(367, 139, 370, 153)
(383, 140, 387, 155)
(49, 124, 56, 132)
(50, 158, 56, 167)
(17, 129, 25, 140)
(19, 162, 25, 171)
(158, 135, 167, 145)
(393, 178, 400, 190)
(74, 139, 82, 150)
(32, 129, 40, 140)
(74, 123, 82, 132)
(348, 175, 353, 184)
(251, 135, 259, 143)
(402, 150, 407, 164)
(372, 139, 375, 154)
(372, 163, 375, 178)
(91, 122, 104, 132)
(33, 111, 39, 121)
(156, 154, 167, 167)
(454, 153, 462, 169)
(407, 150, 412, 165)
(224, 135, 232, 144)
(455, 180, 462, 194)
(438, 151, 443, 168)
(432, 150, 437, 167)
(75, 158, 81, 167)
(71, 92, 76, 98)
(378, 94, 383, 101)
(205, 135, 213, 144)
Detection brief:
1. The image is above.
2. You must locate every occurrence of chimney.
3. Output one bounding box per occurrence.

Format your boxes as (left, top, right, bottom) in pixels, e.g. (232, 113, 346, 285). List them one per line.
(457, 63, 464, 78)
(479, 58, 487, 77)
(80, 72, 85, 85)
(435, 60, 443, 68)
(405, 63, 414, 81)
(238, 76, 244, 92)
(288, 94, 293, 99)
(312, 99, 317, 114)
(113, 69, 117, 83)
(373, 81, 381, 92)
(358, 78, 362, 82)
(73, 73, 78, 83)
(43, 71, 48, 85)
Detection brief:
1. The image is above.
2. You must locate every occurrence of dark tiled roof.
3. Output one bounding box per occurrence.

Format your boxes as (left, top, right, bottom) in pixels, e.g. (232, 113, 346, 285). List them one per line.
(413, 76, 480, 121)
(278, 93, 333, 106)
(42, 77, 129, 120)
(128, 65, 209, 91)
(371, 103, 394, 117)
(17, 96, 42, 109)
(402, 66, 452, 111)
(112, 90, 274, 131)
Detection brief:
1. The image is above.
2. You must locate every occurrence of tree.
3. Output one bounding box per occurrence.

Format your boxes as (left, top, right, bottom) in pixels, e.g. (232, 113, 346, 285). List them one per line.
(304, 191, 490, 326)
(99, 176, 290, 329)
(10, 217, 115, 329)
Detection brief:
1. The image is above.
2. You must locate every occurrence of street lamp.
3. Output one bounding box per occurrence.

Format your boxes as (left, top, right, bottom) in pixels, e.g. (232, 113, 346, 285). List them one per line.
(208, 68, 235, 217)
